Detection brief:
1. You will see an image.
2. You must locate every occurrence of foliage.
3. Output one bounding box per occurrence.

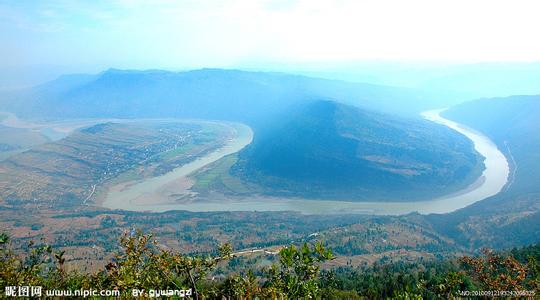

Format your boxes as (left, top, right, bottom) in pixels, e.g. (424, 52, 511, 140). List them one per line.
(319, 246, 539, 299)
(460, 248, 530, 291)
(221, 270, 260, 299)
(1, 230, 538, 299)
(264, 242, 334, 298)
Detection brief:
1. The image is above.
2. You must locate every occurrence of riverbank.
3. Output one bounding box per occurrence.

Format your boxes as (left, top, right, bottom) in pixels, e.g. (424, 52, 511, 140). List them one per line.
(101, 122, 253, 210)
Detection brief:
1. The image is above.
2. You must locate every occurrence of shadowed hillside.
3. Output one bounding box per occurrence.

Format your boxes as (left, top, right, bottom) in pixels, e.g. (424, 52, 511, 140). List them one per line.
(230, 100, 483, 201)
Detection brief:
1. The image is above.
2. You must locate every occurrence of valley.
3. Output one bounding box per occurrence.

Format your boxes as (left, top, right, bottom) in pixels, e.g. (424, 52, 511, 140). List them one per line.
(183, 108, 504, 214)
(2, 2, 539, 297)
(0, 81, 537, 298)
(429, 95, 540, 250)
(0, 102, 507, 215)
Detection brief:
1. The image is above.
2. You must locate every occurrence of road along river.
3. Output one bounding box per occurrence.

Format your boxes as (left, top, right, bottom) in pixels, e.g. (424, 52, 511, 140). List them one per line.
(102, 109, 509, 215)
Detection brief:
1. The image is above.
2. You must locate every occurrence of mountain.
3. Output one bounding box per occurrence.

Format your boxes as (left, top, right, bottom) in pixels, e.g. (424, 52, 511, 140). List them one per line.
(230, 100, 483, 201)
(252, 61, 540, 104)
(3, 69, 434, 125)
(430, 95, 540, 249)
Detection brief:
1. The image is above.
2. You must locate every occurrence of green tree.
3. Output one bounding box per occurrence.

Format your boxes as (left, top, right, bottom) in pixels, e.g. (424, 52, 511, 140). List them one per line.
(264, 241, 334, 299)
(222, 269, 259, 299)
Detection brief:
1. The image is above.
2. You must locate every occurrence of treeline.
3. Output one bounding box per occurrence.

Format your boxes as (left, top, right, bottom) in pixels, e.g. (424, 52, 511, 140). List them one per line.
(1, 231, 538, 299)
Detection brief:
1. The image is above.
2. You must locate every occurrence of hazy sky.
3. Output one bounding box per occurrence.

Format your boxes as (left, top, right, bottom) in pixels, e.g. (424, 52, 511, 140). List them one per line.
(2, 0, 540, 71)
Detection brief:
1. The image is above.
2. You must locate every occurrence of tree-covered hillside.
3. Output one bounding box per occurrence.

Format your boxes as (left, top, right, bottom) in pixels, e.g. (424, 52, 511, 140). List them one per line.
(1, 230, 538, 299)
(231, 100, 482, 201)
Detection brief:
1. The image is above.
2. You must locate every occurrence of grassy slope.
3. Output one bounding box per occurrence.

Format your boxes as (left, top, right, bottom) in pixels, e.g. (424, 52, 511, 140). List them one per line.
(191, 154, 256, 195)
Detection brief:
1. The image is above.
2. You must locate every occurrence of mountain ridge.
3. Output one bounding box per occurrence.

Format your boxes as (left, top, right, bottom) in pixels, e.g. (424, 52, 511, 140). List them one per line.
(4, 68, 434, 125)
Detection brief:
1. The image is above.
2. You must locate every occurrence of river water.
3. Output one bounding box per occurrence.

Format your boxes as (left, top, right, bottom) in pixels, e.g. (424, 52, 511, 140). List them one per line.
(102, 109, 509, 215)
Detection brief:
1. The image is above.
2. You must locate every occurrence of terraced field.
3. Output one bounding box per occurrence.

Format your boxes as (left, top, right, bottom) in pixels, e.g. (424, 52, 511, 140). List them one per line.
(0, 121, 231, 206)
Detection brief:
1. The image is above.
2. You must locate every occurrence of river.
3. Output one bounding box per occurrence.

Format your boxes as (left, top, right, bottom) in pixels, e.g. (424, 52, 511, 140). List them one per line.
(102, 109, 509, 215)
(1, 110, 509, 215)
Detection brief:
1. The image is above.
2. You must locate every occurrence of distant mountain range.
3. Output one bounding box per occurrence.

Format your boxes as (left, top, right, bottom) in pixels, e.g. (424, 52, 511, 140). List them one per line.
(4, 68, 437, 125)
(230, 100, 483, 201)
(269, 61, 540, 103)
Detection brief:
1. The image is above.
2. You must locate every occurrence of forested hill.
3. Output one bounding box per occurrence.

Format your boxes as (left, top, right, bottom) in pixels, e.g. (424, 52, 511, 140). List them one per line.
(231, 100, 482, 201)
(430, 95, 540, 249)
(4, 68, 433, 125)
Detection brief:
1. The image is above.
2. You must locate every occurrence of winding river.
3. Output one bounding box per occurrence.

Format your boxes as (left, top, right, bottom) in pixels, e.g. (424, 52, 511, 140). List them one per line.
(102, 109, 509, 215)
(1, 110, 509, 215)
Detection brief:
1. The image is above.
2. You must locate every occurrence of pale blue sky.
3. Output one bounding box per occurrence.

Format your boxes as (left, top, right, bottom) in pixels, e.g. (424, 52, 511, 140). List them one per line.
(2, 0, 540, 73)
